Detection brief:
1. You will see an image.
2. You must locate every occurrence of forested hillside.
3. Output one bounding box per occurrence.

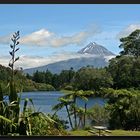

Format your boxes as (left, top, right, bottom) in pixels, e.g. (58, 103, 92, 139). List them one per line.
(27, 56, 140, 92)
(0, 64, 55, 93)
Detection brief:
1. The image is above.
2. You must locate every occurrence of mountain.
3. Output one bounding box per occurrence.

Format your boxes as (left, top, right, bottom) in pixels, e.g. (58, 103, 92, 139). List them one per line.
(24, 42, 116, 75)
(24, 57, 109, 74)
(78, 42, 114, 56)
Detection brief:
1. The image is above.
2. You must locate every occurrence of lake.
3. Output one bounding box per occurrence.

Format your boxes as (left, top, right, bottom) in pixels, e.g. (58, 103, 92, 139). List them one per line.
(18, 91, 106, 129)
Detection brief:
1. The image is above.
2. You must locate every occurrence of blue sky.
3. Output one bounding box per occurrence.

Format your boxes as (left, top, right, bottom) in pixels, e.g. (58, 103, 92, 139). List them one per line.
(0, 4, 140, 68)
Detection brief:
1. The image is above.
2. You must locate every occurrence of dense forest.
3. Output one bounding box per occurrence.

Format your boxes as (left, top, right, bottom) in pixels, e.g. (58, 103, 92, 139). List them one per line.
(0, 30, 140, 136)
(26, 55, 140, 92)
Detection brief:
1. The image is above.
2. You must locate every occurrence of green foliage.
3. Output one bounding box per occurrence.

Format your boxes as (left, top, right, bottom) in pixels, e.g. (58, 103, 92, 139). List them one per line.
(74, 67, 113, 91)
(32, 71, 46, 83)
(63, 85, 74, 90)
(119, 29, 140, 57)
(0, 31, 59, 136)
(0, 66, 55, 93)
(0, 92, 59, 136)
(124, 94, 140, 130)
(103, 88, 140, 130)
(26, 66, 113, 92)
(52, 97, 74, 130)
(19, 106, 59, 136)
(0, 115, 16, 127)
(0, 65, 11, 82)
(87, 104, 110, 126)
(59, 68, 75, 87)
(107, 56, 140, 89)
(0, 83, 3, 101)
(9, 81, 18, 103)
(28, 110, 68, 135)
(53, 90, 93, 130)
(34, 83, 55, 91)
(50, 114, 69, 130)
(45, 70, 53, 85)
(31, 68, 75, 90)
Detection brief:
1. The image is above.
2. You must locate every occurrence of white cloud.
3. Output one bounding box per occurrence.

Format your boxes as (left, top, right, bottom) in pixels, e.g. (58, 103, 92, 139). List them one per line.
(0, 56, 10, 67)
(117, 24, 140, 39)
(18, 53, 97, 69)
(104, 55, 116, 62)
(0, 52, 101, 69)
(0, 24, 101, 48)
(21, 29, 53, 46)
(0, 34, 11, 44)
(49, 24, 101, 47)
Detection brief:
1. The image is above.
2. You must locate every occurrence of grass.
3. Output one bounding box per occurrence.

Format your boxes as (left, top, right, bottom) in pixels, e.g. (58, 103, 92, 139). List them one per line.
(69, 129, 140, 136)
(68, 130, 92, 136)
(111, 130, 140, 136)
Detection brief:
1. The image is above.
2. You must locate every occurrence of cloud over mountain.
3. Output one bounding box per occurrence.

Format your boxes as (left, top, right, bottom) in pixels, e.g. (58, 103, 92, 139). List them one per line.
(117, 24, 140, 38)
(0, 52, 95, 69)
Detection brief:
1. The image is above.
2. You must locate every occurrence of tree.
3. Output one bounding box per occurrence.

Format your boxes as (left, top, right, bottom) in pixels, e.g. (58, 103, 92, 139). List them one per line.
(8, 31, 20, 102)
(52, 97, 74, 129)
(32, 71, 45, 83)
(70, 106, 85, 129)
(52, 74, 60, 89)
(74, 67, 113, 91)
(131, 57, 140, 87)
(87, 104, 109, 126)
(124, 94, 140, 130)
(26, 73, 32, 80)
(68, 67, 75, 83)
(119, 29, 140, 57)
(45, 70, 53, 85)
(107, 56, 140, 89)
(103, 88, 140, 130)
(107, 56, 134, 89)
(58, 68, 75, 89)
(64, 90, 89, 129)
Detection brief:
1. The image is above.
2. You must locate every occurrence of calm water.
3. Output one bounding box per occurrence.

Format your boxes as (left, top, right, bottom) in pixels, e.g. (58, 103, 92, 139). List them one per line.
(18, 91, 106, 129)
(20, 91, 105, 114)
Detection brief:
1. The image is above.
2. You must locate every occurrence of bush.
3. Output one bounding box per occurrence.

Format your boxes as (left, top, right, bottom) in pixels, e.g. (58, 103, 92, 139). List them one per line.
(104, 89, 140, 130)
(87, 104, 110, 127)
(64, 85, 73, 90)
(46, 84, 55, 91)
(84, 126, 91, 130)
(30, 113, 68, 136)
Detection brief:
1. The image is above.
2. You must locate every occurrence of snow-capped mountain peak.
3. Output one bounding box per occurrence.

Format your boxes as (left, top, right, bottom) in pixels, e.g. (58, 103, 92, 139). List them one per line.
(83, 42, 96, 52)
(78, 42, 115, 56)
(24, 42, 116, 74)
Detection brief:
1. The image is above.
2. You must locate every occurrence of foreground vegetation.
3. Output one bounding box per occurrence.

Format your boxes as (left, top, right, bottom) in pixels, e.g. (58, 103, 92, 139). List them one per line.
(0, 31, 66, 136)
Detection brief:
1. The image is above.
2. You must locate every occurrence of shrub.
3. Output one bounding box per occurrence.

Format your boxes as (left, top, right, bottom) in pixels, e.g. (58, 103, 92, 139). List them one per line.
(64, 85, 73, 90)
(87, 104, 110, 127)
